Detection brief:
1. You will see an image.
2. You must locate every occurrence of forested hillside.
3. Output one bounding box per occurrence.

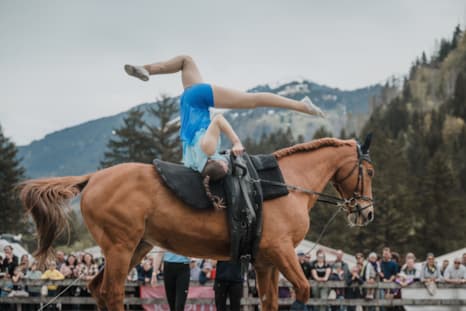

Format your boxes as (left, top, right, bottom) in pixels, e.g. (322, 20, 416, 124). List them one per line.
(307, 26, 466, 257)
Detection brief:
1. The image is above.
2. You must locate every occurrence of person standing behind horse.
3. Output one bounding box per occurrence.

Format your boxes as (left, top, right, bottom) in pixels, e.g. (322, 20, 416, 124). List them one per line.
(214, 260, 243, 311)
(124, 55, 325, 180)
(153, 250, 191, 311)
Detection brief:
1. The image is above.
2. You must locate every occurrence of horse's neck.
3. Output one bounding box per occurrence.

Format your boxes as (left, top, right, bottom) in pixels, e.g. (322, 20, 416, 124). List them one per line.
(278, 145, 354, 205)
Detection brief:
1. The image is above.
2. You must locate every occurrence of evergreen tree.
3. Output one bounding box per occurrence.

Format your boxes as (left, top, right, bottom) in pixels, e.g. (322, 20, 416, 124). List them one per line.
(146, 96, 182, 162)
(421, 51, 428, 65)
(313, 126, 333, 139)
(100, 108, 152, 168)
(0, 125, 26, 233)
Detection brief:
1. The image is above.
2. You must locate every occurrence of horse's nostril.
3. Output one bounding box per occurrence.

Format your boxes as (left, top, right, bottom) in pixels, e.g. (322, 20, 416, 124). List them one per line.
(367, 211, 374, 222)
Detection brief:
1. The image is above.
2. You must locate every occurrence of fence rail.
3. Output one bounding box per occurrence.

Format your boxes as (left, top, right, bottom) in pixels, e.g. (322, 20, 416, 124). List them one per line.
(1, 280, 465, 307)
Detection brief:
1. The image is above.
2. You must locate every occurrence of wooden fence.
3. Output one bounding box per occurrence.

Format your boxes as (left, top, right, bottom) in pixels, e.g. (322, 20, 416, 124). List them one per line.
(1, 280, 465, 309)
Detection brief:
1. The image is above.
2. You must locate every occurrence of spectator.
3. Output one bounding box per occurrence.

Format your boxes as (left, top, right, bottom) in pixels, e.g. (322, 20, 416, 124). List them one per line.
(298, 252, 312, 279)
(214, 260, 243, 311)
(76, 252, 99, 310)
(9, 266, 28, 297)
(60, 254, 78, 278)
(41, 260, 65, 296)
(444, 258, 466, 284)
(364, 252, 379, 300)
(333, 249, 350, 279)
(153, 251, 191, 311)
(380, 247, 398, 307)
(190, 259, 201, 281)
(2, 245, 18, 278)
(397, 257, 420, 287)
(137, 260, 153, 284)
(328, 261, 345, 310)
(199, 259, 214, 285)
(127, 267, 138, 282)
(355, 252, 365, 275)
(345, 265, 364, 311)
(55, 251, 66, 270)
(25, 261, 42, 311)
(391, 252, 401, 273)
(310, 249, 331, 311)
(420, 253, 441, 296)
(19, 255, 29, 274)
(463, 253, 466, 267)
(440, 259, 450, 277)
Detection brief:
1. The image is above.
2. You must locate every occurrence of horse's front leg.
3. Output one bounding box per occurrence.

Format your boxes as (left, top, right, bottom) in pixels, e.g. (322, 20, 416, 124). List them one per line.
(254, 261, 280, 310)
(267, 242, 310, 311)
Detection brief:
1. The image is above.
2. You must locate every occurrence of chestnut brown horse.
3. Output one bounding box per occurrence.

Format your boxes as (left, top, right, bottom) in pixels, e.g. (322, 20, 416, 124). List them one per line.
(19, 137, 374, 310)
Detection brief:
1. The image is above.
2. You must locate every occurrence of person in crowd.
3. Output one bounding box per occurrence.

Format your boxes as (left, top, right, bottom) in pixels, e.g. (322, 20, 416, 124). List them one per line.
(328, 261, 345, 310)
(60, 254, 78, 278)
(190, 259, 201, 281)
(41, 261, 65, 296)
(391, 252, 402, 273)
(19, 254, 29, 274)
(214, 260, 243, 311)
(364, 252, 379, 300)
(298, 252, 312, 279)
(345, 265, 364, 311)
(153, 251, 191, 311)
(379, 247, 398, 308)
(76, 253, 99, 310)
(440, 259, 450, 277)
(462, 253, 466, 267)
(311, 249, 331, 311)
(124, 55, 324, 181)
(10, 266, 28, 297)
(2, 245, 18, 278)
(199, 259, 214, 285)
(127, 266, 138, 282)
(443, 257, 466, 284)
(355, 252, 366, 275)
(397, 256, 420, 287)
(55, 251, 66, 270)
(25, 261, 42, 311)
(420, 253, 441, 296)
(137, 259, 153, 284)
(333, 249, 350, 279)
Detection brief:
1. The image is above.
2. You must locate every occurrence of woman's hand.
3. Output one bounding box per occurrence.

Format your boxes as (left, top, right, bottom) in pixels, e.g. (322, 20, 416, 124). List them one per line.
(232, 142, 245, 156)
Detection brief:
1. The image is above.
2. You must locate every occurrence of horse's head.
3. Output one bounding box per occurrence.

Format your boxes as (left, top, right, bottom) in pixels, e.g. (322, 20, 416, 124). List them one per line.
(332, 133, 374, 227)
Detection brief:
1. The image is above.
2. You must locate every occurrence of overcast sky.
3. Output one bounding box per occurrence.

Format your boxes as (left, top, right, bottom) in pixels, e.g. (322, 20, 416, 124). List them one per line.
(1, 0, 465, 145)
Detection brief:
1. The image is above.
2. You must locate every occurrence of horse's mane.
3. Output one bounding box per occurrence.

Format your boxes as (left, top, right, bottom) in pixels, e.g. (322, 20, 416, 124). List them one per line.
(273, 137, 355, 159)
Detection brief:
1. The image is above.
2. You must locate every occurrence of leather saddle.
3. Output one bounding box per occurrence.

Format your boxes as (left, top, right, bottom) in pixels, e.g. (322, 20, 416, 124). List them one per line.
(153, 152, 289, 264)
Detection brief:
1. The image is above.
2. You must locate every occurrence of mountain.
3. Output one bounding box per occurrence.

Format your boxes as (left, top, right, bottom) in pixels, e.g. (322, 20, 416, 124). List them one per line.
(18, 80, 381, 178)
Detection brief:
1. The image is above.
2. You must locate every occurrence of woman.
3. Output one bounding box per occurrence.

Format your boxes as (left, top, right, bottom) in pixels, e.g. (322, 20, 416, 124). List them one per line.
(125, 55, 325, 179)
(420, 253, 441, 295)
(153, 250, 191, 311)
(76, 253, 99, 310)
(310, 249, 331, 311)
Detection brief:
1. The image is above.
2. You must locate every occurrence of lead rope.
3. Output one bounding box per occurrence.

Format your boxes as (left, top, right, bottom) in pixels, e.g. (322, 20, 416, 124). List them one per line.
(38, 265, 104, 311)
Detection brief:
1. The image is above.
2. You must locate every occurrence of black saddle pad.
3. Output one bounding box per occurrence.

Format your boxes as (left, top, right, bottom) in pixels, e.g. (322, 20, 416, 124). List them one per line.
(154, 154, 289, 209)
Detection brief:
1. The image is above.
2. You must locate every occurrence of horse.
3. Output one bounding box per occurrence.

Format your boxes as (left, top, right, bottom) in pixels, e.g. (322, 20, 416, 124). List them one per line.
(19, 136, 375, 311)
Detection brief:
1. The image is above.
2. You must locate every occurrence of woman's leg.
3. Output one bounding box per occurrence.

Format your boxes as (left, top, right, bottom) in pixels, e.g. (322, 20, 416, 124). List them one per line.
(211, 85, 324, 116)
(174, 264, 190, 311)
(144, 55, 203, 88)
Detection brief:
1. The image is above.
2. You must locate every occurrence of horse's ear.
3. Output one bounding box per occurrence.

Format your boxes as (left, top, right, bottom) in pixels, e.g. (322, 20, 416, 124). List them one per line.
(361, 133, 373, 154)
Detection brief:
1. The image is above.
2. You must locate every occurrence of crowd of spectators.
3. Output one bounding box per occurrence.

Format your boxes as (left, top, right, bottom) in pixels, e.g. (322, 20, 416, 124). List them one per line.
(1, 244, 466, 310)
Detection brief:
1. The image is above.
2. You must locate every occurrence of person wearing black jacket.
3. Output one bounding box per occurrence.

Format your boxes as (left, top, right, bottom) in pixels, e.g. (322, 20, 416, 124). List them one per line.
(214, 261, 243, 311)
(345, 265, 364, 311)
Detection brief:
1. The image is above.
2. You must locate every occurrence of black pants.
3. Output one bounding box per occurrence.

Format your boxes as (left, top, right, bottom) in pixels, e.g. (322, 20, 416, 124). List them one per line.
(214, 281, 242, 311)
(163, 262, 190, 311)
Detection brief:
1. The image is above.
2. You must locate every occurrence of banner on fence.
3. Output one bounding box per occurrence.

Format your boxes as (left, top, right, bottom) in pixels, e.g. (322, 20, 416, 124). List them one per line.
(141, 285, 216, 311)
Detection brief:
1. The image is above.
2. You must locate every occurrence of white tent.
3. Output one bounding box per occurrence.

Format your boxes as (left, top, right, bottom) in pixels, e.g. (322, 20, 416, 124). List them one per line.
(436, 247, 466, 267)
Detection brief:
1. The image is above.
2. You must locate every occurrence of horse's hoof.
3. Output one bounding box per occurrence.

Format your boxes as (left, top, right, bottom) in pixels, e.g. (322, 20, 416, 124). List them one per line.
(290, 300, 309, 311)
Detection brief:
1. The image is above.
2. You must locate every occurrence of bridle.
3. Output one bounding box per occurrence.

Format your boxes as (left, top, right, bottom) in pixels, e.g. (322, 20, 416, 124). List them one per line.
(255, 142, 374, 224)
(332, 144, 373, 218)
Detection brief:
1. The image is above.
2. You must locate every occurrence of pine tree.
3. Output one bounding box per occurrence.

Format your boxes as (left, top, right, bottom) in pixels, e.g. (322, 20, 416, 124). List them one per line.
(0, 125, 26, 233)
(313, 126, 333, 139)
(146, 96, 182, 162)
(100, 108, 152, 168)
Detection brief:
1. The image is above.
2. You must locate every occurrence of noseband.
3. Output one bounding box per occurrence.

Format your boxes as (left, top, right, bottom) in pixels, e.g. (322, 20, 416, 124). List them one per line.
(333, 144, 373, 216)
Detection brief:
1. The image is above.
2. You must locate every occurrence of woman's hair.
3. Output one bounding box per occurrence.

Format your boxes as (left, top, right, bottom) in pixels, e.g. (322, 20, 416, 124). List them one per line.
(202, 160, 228, 181)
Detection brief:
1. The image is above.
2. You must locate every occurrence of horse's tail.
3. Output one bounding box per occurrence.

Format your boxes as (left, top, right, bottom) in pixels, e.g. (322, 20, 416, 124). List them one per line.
(19, 174, 92, 266)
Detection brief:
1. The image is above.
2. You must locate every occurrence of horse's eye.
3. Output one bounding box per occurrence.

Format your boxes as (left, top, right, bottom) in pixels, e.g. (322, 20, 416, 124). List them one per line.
(367, 169, 374, 177)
